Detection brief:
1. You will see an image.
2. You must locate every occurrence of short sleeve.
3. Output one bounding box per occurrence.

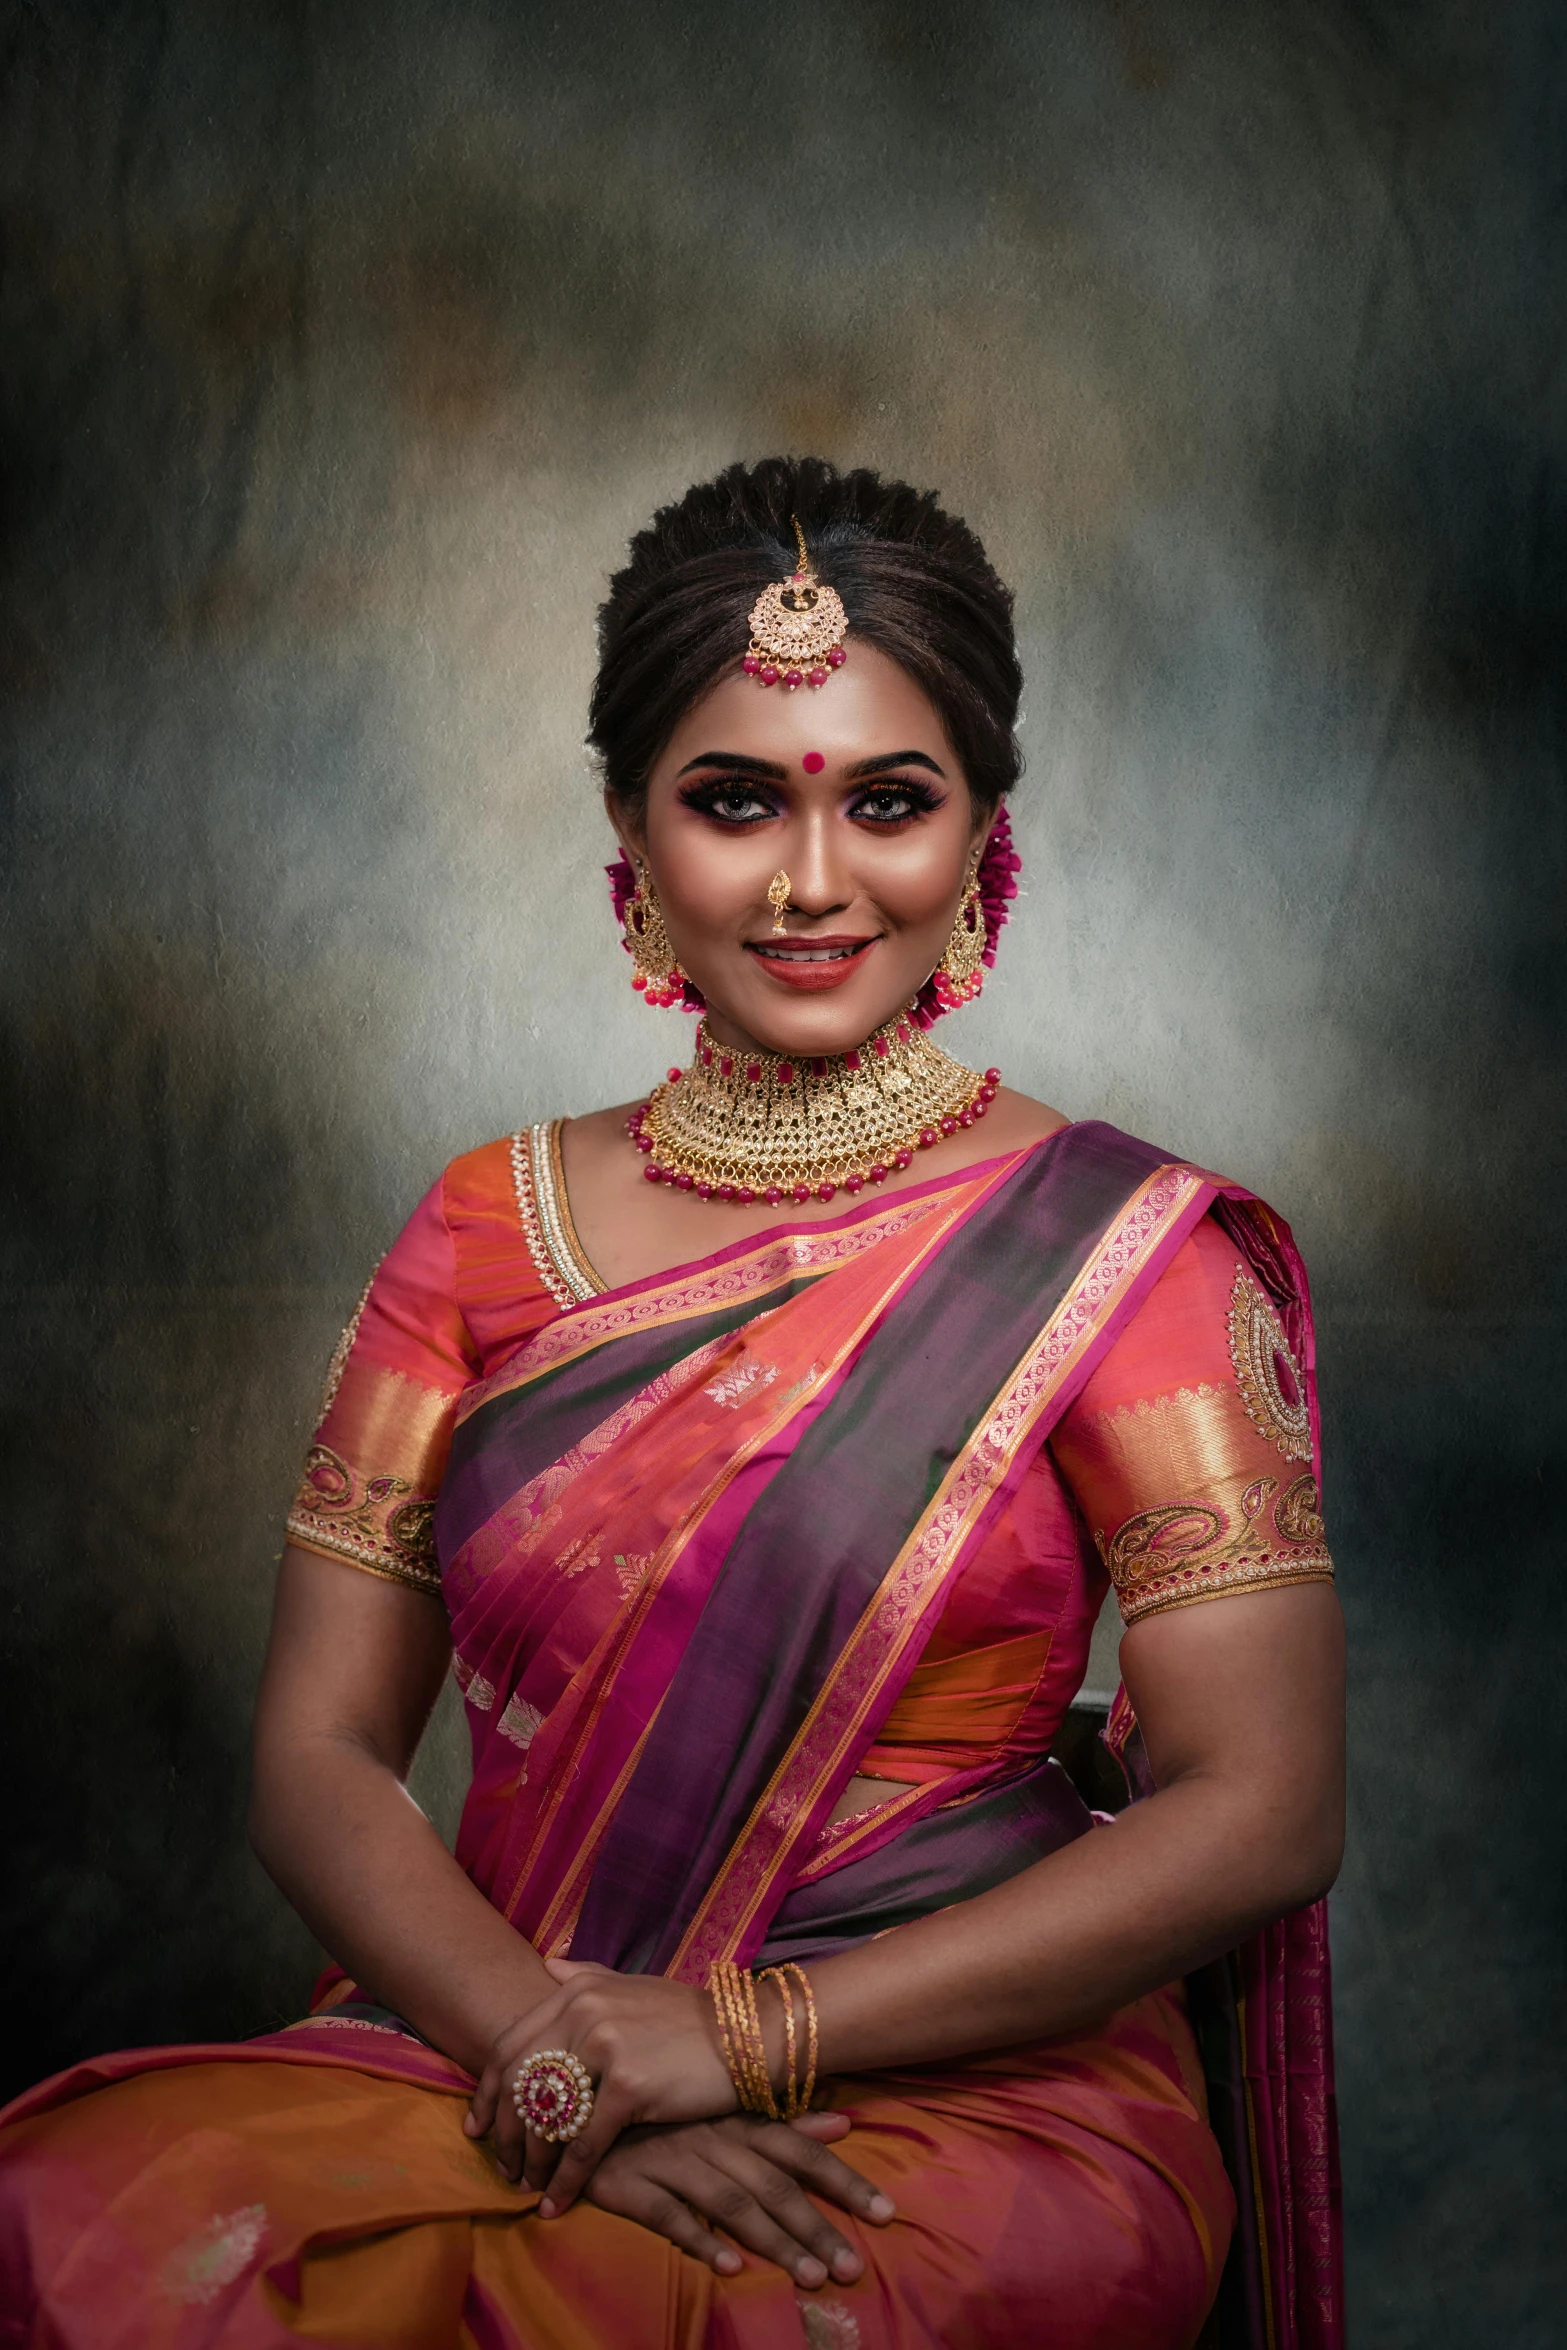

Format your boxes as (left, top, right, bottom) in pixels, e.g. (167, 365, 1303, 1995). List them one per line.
(1049, 1214, 1334, 1628)
(285, 1180, 480, 1596)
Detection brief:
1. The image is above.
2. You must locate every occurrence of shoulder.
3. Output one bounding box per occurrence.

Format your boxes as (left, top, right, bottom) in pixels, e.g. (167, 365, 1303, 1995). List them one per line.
(438, 1130, 524, 1227)
(970, 1083, 1071, 1155)
(389, 1127, 572, 1356)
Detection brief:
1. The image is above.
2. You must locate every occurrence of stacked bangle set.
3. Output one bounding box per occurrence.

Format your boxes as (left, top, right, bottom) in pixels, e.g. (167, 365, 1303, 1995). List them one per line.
(709, 1959, 819, 2120)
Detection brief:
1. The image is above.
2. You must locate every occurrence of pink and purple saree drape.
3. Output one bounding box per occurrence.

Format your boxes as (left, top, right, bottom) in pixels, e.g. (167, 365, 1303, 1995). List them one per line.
(0, 1121, 1343, 2350)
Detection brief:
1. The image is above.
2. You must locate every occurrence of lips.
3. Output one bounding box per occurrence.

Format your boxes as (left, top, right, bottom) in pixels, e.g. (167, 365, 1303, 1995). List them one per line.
(746, 936, 878, 992)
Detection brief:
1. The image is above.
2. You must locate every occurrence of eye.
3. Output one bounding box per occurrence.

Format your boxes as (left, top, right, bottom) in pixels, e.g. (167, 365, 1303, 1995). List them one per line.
(850, 781, 943, 826)
(679, 780, 779, 825)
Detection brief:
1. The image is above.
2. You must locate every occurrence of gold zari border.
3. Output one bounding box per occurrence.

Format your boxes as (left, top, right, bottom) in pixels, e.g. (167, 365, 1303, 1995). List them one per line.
(668, 1160, 1210, 1981)
(1117, 1549, 1334, 1625)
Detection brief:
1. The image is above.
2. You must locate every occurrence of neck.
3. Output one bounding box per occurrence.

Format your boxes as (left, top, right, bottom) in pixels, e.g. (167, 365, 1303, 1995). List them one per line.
(627, 1015, 1001, 1206)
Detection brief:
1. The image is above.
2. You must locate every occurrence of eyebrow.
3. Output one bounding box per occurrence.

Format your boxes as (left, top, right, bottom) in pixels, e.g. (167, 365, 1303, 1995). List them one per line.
(844, 750, 948, 780)
(674, 748, 948, 781)
(675, 751, 788, 779)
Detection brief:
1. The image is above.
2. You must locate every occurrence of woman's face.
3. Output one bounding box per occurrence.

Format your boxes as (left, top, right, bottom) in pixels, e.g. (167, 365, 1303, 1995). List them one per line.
(612, 644, 991, 1059)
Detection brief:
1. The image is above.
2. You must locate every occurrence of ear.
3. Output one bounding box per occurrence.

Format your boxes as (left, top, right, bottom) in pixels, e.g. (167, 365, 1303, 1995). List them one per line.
(968, 797, 1000, 856)
(604, 786, 647, 864)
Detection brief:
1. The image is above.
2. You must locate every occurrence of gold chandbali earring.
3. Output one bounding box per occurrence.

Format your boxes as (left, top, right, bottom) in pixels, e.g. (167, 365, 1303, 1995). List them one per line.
(742, 518, 849, 692)
(767, 870, 791, 933)
(931, 853, 987, 1012)
(623, 858, 688, 1010)
(627, 1012, 1002, 1205)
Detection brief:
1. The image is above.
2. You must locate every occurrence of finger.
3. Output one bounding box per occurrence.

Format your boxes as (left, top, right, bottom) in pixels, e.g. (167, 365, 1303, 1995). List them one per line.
(492, 2072, 559, 2188)
(692, 2171, 836, 2289)
(585, 2173, 743, 2277)
(469, 1994, 574, 2142)
(467, 2060, 504, 2139)
(787, 2112, 851, 2143)
(522, 2131, 563, 2194)
(489, 2098, 528, 2186)
(724, 2150, 867, 2282)
(536, 2088, 632, 2215)
(745, 2121, 896, 2225)
(543, 1957, 612, 1983)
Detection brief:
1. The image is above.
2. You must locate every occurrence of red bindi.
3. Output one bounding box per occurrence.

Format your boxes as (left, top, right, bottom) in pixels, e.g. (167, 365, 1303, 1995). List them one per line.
(801, 751, 826, 774)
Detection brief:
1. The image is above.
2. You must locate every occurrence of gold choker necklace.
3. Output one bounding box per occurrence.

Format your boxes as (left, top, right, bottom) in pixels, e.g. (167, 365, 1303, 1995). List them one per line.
(628, 1015, 1001, 1205)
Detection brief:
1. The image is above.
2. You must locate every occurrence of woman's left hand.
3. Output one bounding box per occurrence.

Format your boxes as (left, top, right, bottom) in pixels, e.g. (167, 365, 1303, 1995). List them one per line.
(464, 1957, 742, 2205)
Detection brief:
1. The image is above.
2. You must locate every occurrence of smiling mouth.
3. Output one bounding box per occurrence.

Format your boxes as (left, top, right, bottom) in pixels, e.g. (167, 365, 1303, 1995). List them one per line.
(749, 942, 869, 962)
(745, 935, 879, 989)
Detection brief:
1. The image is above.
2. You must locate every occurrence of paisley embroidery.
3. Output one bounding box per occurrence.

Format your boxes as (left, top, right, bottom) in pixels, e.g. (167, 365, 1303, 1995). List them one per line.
(1227, 1266, 1312, 1462)
(1105, 1502, 1228, 1587)
(1098, 1486, 1332, 1623)
(286, 1445, 441, 1593)
(1241, 1475, 1279, 1521)
(1274, 1472, 1325, 1544)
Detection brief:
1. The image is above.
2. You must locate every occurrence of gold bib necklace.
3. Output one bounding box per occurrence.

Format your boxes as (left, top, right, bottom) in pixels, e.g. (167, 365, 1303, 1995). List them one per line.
(628, 1013, 1001, 1205)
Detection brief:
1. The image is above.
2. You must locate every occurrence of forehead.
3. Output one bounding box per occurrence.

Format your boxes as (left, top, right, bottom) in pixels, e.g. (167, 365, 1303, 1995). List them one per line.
(655, 643, 960, 775)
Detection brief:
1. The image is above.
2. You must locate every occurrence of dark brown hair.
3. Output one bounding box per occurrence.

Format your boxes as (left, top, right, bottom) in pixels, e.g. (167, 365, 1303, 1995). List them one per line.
(589, 457, 1023, 810)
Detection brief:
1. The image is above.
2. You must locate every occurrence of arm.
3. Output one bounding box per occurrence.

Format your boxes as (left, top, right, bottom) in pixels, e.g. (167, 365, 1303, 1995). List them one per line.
(250, 1543, 890, 2287)
(804, 1576, 1345, 2068)
(248, 1544, 555, 2069)
(497, 1577, 1343, 2207)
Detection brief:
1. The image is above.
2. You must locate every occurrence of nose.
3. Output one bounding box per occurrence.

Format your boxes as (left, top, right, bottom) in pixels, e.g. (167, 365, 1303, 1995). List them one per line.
(782, 807, 852, 920)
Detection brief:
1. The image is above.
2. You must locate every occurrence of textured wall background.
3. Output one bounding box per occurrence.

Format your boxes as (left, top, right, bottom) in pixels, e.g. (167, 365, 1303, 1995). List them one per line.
(3, 1, 1564, 2338)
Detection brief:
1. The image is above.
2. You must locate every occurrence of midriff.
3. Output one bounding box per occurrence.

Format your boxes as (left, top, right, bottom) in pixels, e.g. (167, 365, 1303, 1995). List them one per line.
(828, 1773, 913, 1827)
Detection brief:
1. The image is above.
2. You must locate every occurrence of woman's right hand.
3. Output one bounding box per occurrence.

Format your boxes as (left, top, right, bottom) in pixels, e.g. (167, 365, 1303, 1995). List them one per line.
(575, 2110, 894, 2287)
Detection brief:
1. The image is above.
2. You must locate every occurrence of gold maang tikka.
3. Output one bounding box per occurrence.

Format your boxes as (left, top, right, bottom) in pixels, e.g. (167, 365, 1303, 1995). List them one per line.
(742, 519, 848, 692)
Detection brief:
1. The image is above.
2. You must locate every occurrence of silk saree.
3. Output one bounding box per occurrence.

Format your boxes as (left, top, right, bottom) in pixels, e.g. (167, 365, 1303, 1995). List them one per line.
(0, 1121, 1343, 2350)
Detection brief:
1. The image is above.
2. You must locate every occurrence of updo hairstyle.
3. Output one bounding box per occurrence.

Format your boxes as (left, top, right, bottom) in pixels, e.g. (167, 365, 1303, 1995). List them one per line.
(588, 456, 1023, 812)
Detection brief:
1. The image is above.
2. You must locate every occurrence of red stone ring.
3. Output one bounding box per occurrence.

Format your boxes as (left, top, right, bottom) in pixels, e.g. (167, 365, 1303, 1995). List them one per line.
(511, 2048, 595, 2144)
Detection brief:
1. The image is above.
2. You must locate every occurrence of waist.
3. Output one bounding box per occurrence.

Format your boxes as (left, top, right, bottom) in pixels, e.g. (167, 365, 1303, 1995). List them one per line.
(759, 1753, 1095, 1966)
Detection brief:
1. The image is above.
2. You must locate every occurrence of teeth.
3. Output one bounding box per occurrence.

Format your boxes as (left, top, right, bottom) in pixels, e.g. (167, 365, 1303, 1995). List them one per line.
(764, 945, 861, 962)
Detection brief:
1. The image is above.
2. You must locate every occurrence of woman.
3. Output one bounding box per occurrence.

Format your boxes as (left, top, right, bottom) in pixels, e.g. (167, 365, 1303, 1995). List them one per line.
(0, 459, 1344, 2349)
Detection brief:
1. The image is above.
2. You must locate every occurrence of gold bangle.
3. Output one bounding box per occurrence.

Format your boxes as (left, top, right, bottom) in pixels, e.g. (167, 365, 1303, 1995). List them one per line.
(739, 1968, 780, 2120)
(758, 1968, 798, 2116)
(757, 1962, 817, 2116)
(713, 1964, 752, 2109)
(709, 1961, 780, 2119)
(710, 1966, 740, 2097)
(782, 1962, 818, 2114)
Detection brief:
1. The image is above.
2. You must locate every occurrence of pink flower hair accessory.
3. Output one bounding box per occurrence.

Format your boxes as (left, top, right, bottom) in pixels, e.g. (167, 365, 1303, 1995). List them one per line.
(911, 800, 1021, 1028)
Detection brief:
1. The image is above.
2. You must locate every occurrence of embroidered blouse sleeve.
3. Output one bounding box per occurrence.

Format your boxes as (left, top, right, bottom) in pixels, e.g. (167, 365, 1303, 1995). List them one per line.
(285, 1177, 480, 1597)
(1049, 1213, 1334, 1627)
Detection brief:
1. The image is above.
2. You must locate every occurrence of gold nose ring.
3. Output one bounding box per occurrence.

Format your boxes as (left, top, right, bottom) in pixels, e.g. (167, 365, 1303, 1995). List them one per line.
(767, 871, 791, 934)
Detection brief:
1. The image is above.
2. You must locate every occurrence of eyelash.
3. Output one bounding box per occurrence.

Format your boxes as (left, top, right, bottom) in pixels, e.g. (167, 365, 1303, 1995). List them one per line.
(679, 779, 943, 828)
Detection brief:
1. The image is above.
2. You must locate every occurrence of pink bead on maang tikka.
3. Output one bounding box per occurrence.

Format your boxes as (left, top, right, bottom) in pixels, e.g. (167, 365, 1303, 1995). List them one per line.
(742, 517, 848, 691)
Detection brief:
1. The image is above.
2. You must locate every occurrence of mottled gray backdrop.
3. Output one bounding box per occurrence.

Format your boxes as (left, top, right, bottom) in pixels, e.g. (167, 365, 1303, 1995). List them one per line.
(3, 0, 1563, 2339)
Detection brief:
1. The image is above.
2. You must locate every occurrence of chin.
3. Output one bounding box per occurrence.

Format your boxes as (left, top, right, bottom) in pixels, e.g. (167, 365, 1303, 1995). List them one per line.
(714, 972, 919, 1057)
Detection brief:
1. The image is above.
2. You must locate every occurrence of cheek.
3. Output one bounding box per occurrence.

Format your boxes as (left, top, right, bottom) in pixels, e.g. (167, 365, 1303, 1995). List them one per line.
(655, 830, 756, 935)
(862, 836, 968, 927)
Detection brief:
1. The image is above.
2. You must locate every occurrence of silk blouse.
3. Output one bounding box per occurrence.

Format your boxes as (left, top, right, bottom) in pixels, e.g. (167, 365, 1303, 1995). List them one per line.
(286, 1131, 1334, 1786)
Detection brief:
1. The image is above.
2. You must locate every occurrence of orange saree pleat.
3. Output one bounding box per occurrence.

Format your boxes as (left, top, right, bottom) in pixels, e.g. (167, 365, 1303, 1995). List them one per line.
(0, 1992, 1229, 2350)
